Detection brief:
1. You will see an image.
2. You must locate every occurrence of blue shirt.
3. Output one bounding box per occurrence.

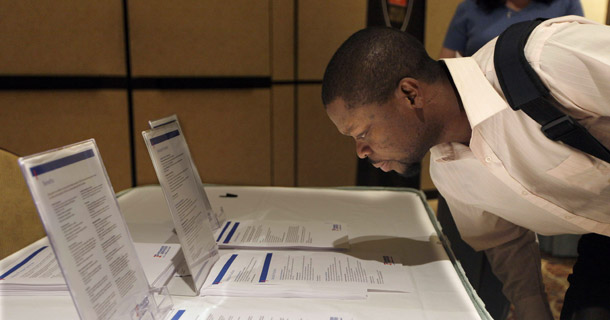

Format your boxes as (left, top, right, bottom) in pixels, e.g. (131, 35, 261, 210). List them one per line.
(443, 0, 583, 56)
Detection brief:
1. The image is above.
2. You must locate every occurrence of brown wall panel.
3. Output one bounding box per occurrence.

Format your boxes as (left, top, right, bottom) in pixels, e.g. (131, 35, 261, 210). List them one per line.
(128, 1, 271, 76)
(0, 91, 132, 191)
(133, 89, 272, 186)
(0, 1, 126, 75)
(297, 85, 357, 186)
(272, 85, 295, 186)
(298, 1, 367, 80)
(425, 0, 462, 59)
(272, 0, 296, 81)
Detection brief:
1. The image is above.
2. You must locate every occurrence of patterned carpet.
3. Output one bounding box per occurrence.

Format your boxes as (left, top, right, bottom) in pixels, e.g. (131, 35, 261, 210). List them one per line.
(506, 253, 576, 320)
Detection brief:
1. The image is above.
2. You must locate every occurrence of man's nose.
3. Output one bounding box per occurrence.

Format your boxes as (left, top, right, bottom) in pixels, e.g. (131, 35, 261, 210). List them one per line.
(356, 141, 372, 159)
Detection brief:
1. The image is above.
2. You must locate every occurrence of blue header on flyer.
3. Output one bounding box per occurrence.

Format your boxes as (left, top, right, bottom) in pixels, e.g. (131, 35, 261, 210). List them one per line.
(150, 130, 180, 146)
(0, 246, 48, 279)
(30, 149, 94, 177)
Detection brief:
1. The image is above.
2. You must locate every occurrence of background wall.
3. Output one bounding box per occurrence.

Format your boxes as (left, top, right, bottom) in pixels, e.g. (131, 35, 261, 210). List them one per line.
(0, 0, 366, 191)
(1, 0, 608, 193)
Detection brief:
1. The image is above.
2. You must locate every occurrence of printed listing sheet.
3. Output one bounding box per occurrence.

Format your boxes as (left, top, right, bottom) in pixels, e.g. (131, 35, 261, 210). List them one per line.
(215, 220, 349, 250)
(167, 305, 355, 320)
(143, 123, 219, 294)
(18, 140, 157, 320)
(0, 238, 183, 295)
(200, 251, 413, 299)
(148, 114, 225, 229)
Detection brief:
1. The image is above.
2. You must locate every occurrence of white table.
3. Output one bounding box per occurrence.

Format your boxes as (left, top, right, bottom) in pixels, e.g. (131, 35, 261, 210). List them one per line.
(1, 185, 491, 320)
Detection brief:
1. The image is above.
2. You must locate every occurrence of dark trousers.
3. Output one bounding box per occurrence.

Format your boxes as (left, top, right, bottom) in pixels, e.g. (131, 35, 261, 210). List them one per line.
(561, 233, 610, 320)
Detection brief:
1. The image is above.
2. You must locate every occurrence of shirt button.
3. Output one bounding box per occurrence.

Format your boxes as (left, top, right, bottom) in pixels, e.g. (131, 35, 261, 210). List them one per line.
(485, 156, 492, 163)
(521, 190, 528, 196)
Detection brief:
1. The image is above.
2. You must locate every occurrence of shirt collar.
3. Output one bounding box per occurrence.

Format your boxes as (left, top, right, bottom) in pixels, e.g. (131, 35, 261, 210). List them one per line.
(442, 57, 509, 128)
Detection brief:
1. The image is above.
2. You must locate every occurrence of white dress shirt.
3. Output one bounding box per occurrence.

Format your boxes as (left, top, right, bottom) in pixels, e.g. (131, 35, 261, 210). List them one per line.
(433, 16, 610, 319)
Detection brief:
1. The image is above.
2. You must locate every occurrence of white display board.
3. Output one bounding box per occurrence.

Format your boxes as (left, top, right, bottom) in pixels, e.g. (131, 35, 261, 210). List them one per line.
(148, 114, 224, 230)
(18, 140, 167, 320)
(142, 123, 219, 294)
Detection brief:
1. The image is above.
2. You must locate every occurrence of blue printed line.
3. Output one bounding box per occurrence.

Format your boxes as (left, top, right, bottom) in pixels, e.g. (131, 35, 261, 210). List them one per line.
(213, 254, 238, 284)
(171, 310, 185, 320)
(30, 149, 94, 177)
(0, 246, 48, 279)
(216, 221, 232, 242)
(150, 130, 180, 146)
(223, 222, 240, 244)
(259, 253, 273, 283)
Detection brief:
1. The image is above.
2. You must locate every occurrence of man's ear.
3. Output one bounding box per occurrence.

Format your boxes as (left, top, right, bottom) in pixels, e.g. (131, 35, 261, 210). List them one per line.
(396, 77, 422, 109)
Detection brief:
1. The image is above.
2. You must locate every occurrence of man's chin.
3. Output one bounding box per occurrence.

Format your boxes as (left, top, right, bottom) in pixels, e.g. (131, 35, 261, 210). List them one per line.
(396, 162, 421, 178)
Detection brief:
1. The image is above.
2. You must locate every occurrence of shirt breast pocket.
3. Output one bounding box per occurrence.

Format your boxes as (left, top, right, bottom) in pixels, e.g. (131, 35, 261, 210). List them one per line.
(546, 152, 610, 195)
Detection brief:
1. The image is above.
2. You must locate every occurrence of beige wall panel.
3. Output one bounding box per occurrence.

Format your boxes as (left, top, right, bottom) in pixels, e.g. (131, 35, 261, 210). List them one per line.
(298, 1, 368, 80)
(581, 0, 609, 23)
(297, 85, 357, 186)
(129, 1, 270, 77)
(272, 0, 296, 80)
(0, 1, 125, 75)
(133, 89, 272, 186)
(425, 0, 462, 59)
(0, 91, 132, 190)
(272, 85, 295, 186)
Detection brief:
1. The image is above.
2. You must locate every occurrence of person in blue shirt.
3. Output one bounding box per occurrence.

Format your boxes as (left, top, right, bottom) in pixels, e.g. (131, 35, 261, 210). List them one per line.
(439, 0, 583, 58)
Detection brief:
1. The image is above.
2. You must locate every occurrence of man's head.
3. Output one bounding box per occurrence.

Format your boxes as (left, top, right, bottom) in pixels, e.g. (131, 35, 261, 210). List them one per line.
(322, 27, 450, 176)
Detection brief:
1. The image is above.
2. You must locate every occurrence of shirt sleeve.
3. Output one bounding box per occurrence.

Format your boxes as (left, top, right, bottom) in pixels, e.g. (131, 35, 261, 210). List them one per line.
(485, 231, 554, 320)
(442, 2, 469, 54)
(441, 196, 553, 319)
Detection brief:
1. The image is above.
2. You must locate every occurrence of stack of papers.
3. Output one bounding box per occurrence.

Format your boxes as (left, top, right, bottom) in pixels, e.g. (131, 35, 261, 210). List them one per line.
(167, 305, 355, 320)
(199, 251, 413, 299)
(0, 238, 184, 296)
(215, 220, 350, 250)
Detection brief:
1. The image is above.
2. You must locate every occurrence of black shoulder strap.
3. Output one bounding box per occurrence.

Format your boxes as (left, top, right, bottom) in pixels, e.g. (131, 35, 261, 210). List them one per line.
(494, 19, 610, 163)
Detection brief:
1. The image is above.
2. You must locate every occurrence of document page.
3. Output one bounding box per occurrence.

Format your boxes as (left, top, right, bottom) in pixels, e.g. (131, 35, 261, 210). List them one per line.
(167, 306, 355, 320)
(143, 123, 219, 293)
(0, 237, 183, 295)
(215, 220, 349, 250)
(200, 251, 413, 299)
(18, 140, 152, 320)
(148, 114, 225, 229)
(0, 238, 64, 294)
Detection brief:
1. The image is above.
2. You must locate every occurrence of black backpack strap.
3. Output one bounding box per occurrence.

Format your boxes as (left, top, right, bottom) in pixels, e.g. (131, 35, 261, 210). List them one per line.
(494, 19, 610, 163)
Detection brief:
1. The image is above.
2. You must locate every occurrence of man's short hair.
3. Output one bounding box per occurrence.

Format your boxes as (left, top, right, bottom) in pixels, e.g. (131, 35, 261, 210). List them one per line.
(322, 27, 440, 108)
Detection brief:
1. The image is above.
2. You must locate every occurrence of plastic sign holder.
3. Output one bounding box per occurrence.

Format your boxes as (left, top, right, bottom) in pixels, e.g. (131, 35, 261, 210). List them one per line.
(143, 123, 219, 295)
(148, 114, 224, 230)
(19, 139, 172, 320)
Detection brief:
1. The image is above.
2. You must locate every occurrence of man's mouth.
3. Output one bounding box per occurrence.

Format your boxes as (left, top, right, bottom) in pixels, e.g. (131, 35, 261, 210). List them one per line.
(372, 160, 392, 172)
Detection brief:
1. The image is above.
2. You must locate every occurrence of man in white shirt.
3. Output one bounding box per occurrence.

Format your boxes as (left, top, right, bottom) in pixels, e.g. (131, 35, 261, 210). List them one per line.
(322, 16, 610, 320)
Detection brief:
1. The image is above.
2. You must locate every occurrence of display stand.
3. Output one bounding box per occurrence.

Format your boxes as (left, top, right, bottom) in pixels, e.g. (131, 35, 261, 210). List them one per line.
(18, 140, 173, 320)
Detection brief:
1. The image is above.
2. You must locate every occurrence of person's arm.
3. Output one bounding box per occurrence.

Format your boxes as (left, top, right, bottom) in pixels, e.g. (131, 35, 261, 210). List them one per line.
(440, 1, 469, 58)
(484, 230, 554, 320)
(439, 47, 459, 59)
(438, 193, 553, 319)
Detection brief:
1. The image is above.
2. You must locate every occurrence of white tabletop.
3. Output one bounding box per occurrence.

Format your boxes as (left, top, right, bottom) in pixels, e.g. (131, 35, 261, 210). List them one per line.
(1, 185, 490, 320)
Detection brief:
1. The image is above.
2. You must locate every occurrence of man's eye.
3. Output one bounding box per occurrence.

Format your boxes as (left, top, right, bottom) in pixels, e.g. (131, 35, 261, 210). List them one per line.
(357, 132, 367, 140)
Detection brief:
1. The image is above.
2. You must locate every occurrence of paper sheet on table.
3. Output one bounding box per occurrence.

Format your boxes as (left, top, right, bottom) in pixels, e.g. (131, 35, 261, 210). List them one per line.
(0, 238, 184, 295)
(215, 220, 349, 250)
(167, 305, 356, 320)
(200, 251, 413, 299)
